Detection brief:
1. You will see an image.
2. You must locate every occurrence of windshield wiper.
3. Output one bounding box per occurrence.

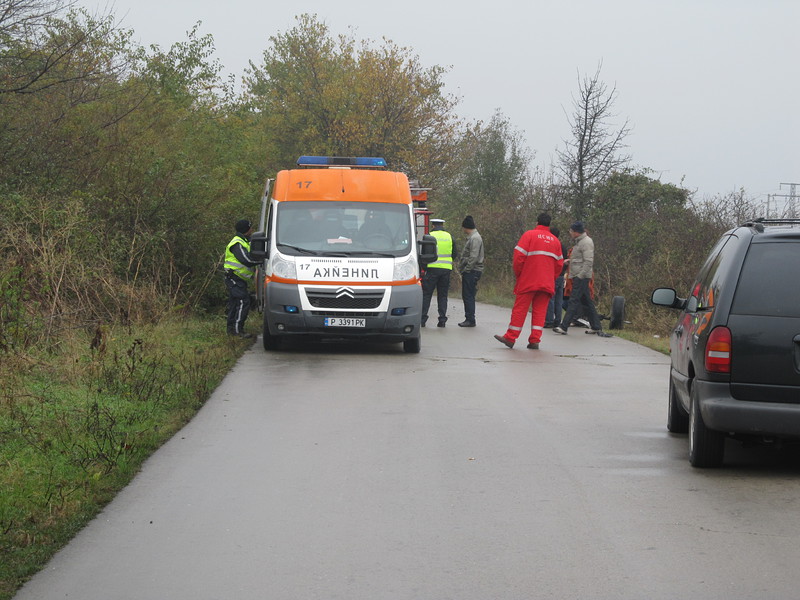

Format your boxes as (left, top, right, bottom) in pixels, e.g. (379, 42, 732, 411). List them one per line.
(277, 243, 319, 255)
(347, 251, 397, 258)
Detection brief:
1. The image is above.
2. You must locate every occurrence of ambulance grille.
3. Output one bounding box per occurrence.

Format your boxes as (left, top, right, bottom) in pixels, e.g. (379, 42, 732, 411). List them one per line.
(306, 288, 384, 310)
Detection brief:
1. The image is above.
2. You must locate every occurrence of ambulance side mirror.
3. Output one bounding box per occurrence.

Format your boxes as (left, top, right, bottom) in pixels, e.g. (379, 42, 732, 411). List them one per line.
(418, 234, 437, 266)
(249, 232, 270, 262)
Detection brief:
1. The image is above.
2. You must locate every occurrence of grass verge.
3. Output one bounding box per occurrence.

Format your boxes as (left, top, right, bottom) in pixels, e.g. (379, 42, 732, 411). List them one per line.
(0, 316, 254, 600)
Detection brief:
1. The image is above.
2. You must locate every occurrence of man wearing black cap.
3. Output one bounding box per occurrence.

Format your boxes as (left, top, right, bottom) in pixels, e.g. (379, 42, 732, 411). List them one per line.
(457, 215, 484, 327)
(421, 218, 456, 327)
(224, 219, 259, 338)
(554, 221, 611, 337)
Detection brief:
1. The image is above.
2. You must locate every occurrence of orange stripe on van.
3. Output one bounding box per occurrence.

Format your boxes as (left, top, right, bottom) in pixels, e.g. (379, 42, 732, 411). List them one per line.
(268, 275, 419, 286)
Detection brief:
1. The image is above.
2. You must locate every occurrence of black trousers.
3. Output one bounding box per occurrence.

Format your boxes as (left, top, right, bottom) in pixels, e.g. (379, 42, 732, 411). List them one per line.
(421, 267, 451, 324)
(461, 270, 482, 323)
(561, 277, 602, 331)
(225, 275, 250, 334)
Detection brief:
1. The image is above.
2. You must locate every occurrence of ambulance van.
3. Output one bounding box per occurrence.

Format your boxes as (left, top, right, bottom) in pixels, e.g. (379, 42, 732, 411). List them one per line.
(249, 156, 437, 353)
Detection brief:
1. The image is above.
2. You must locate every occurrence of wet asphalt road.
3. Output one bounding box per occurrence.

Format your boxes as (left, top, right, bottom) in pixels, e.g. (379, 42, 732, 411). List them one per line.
(14, 301, 800, 599)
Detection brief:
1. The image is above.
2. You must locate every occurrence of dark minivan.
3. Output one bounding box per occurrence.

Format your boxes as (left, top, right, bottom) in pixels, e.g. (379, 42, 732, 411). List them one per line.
(652, 218, 800, 467)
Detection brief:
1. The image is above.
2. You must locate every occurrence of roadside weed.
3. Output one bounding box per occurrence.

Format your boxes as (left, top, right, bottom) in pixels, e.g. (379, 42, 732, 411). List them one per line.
(0, 316, 250, 599)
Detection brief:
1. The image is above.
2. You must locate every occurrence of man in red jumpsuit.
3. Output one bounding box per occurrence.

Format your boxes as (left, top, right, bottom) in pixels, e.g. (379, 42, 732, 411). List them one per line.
(494, 213, 564, 349)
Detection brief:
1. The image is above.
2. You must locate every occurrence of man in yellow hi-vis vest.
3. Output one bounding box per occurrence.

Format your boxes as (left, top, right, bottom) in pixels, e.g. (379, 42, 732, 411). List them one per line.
(421, 218, 457, 327)
(224, 219, 259, 338)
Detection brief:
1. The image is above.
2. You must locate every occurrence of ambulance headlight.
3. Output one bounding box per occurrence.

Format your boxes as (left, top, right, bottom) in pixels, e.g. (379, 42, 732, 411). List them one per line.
(393, 255, 417, 281)
(271, 255, 297, 279)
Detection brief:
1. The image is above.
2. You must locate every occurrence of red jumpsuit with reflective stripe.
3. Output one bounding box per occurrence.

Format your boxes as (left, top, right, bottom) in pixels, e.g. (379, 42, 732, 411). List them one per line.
(503, 225, 564, 344)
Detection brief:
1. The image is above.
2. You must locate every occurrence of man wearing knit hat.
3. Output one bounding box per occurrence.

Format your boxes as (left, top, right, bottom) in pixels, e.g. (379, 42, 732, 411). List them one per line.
(457, 215, 484, 327)
(554, 221, 611, 337)
(223, 219, 259, 338)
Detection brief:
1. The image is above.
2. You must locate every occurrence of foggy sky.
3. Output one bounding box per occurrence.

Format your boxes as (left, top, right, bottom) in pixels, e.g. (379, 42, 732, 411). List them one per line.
(86, 0, 799, 210)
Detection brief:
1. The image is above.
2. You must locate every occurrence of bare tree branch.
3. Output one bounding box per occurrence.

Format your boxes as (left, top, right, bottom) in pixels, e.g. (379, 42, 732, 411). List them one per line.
(557, 61, 631, 219)
(0, 0, 75, 38)
(0, 0, 126, 97)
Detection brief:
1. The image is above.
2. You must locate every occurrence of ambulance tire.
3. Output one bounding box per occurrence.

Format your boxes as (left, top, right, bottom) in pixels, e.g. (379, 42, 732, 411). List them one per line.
(262, 313, 282, 351)
(403, 336, 421, 354)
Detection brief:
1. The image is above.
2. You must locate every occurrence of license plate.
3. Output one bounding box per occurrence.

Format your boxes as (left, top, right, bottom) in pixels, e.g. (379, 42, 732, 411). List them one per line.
(324, 317, 366, 328)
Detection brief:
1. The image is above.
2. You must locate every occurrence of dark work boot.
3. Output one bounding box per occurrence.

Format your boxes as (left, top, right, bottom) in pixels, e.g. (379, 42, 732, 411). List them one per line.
(494, 334, 514, 348)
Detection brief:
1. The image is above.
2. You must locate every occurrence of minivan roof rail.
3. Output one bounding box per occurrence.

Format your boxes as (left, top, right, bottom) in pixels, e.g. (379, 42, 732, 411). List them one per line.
(741, 217, 800, 233)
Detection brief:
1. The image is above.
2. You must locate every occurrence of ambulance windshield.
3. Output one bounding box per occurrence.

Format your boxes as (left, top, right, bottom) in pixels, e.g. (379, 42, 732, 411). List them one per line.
(275, 201, 412, 256)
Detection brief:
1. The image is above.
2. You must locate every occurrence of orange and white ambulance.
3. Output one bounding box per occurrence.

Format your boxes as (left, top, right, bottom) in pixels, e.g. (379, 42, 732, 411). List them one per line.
(250, 156, 437, 353)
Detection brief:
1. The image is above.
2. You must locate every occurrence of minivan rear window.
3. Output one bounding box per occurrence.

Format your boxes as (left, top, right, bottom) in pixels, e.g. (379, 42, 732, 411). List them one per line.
(731, 241, 800, 317)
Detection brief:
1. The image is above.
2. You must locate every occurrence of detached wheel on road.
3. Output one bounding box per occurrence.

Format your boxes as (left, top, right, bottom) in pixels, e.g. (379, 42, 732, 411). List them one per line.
(403, 336, 421, 354)
(609, 296, 625, 329)
(689, 385, 725, 468)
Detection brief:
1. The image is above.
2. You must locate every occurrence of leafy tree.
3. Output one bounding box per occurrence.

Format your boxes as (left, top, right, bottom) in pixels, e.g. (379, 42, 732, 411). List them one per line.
(0, 9, 263, 331)
(81, 25, 263, 309)
(557, 62, 631, 220)
(0, 0, 118, 96)
(586, 171, 710, 318)
(435, 111, 539, 284)
(455, 110, 531, 207)
(592, 169, 688, 265)
(0, 8, 137, 186)
(243, 14, 460, 182)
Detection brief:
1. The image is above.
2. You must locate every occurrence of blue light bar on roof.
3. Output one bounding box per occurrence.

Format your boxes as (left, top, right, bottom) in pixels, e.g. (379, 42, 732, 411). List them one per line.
(296, 156, 387, 168)
(353, 157, 386, 167)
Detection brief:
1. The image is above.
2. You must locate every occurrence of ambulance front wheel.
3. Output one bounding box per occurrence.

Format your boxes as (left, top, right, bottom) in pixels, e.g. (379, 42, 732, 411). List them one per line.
(262, 313, 283, 351)
(403, 336, 421, 354)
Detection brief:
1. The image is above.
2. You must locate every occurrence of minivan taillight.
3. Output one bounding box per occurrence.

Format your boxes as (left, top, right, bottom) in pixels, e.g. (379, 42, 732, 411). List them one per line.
(705, 326, 732, 373)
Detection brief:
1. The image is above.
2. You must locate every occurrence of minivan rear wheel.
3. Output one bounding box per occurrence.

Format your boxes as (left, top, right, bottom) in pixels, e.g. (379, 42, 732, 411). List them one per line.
(689, 384, 725, 467)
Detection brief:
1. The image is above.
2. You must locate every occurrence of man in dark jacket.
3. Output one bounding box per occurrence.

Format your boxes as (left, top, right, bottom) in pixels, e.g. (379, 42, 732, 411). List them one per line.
(494, 213, 563, 349)
(224, 219, 260, 338)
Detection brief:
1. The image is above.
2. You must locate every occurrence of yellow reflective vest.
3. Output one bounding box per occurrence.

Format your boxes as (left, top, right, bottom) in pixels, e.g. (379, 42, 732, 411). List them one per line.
(224, 235, 254, 280)
(428, 230, 453, 270)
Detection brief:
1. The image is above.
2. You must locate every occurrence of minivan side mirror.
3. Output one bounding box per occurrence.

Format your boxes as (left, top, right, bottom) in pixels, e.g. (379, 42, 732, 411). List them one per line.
(651, 287, 686, 309)
(418, 234, 438, 266)
(249, 232, 269, 262)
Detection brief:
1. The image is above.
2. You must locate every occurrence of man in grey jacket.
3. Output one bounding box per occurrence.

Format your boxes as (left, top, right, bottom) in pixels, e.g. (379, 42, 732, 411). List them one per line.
(457, 215, 484, 327)
(554, 221, 611, 337)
